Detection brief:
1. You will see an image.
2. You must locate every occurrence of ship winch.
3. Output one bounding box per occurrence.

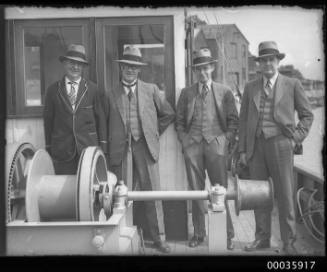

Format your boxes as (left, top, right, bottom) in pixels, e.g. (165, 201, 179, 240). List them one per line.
(6, 143, 273, 255)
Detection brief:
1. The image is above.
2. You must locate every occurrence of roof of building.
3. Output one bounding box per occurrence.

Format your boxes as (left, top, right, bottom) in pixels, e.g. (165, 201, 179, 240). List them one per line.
(201, 24, 249, 44)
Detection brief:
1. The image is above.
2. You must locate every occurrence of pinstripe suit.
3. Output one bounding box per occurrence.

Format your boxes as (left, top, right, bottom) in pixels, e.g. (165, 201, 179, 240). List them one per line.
(43, 77, 107, 174)
(239, 74, 313, 245)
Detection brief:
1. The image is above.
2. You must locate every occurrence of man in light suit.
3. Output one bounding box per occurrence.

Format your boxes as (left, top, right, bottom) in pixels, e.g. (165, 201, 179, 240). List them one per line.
(239, 41, 313, 255)
(106, 46, 175, 253)
(43, 44, 107, 175)
(176, 48, 239, 249)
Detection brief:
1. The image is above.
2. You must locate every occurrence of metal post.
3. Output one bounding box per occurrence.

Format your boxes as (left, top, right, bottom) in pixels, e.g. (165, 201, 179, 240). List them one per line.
(208, 208, 227, 254)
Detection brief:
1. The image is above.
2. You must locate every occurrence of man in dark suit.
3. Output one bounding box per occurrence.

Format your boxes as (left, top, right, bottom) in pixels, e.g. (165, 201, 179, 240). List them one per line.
(43, 44, 107, 175)
(106, 46, 175, 253)
(176, 48, 239, 249)
(239, 41, 313, 255)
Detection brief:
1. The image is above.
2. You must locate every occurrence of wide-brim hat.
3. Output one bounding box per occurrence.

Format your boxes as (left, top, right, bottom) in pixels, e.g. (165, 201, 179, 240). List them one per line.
(254, 41, 285, 61)
(192, 48, 218, 67)
(116, 45, 147, 66)
(59, 44, 88, 65)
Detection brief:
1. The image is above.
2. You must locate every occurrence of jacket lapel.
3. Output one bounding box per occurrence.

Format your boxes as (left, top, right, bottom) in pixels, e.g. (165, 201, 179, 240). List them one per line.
(57, 77, 74, 113)
(273, 74, 285, 108)
(113, 83, 127, 127)
(253, 76, 263, 112)
(186, 83, 198, 126)
(137, 80, 146, 118)
(212, 81, 223, 111)
(74, 78, 88, 112)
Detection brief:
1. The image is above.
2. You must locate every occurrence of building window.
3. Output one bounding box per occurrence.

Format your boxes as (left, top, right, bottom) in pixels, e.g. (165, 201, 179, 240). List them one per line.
(8, 19, 92, 117)
(242, 44, 247, 58)
(233, 32, 239, 41)
(242, 67, 246, 82)
(230, 43, 237, 59)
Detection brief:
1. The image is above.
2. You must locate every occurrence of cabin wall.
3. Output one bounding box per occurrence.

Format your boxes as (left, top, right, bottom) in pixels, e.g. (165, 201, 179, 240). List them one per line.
(6, 118, 44, 150)
(5, 7, 188, 191)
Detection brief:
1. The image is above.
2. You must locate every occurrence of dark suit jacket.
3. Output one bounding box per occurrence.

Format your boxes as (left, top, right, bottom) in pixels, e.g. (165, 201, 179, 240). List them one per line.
(43, 77, 107, 162)
(106, 80, 175, 165)
(238, 74, 313, 160)
(175, 81, 239, 148)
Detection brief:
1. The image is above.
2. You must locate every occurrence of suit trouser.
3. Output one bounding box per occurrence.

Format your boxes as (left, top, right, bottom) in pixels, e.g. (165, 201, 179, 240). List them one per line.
(248, 134, 296, 245)
(110, 137, 165, 243)
(53, 153, 79, 175)
(183, 139, 234, 239)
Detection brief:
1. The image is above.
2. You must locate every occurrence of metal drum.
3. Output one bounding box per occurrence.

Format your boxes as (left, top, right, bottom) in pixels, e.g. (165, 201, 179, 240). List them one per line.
(227, 175, 274, 216)
(25, 146, 113, 222)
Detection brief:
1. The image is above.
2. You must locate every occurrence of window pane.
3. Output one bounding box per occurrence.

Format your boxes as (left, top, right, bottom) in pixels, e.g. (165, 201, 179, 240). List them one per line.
(230, 43, 237, 59)
(23, 26, 84, 106)
(25, 46, 41, 106)
(104, 24, 166, 94)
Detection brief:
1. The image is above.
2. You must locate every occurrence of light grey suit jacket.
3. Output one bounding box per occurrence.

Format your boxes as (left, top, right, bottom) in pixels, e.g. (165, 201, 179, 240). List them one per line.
(175, 81, 239, 149)
(238, 74, 313, 160)
(106, 79, 175, 165)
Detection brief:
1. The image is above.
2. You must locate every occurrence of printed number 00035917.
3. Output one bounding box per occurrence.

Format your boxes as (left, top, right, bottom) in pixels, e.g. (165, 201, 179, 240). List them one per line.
(267, 261, 315, 270)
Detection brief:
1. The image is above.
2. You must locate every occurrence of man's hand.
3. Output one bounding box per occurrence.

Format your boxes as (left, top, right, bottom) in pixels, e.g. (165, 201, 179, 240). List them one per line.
(239, 152, 247, 167)
(291, 138, 296, 149)
(216, 133, 227, 145)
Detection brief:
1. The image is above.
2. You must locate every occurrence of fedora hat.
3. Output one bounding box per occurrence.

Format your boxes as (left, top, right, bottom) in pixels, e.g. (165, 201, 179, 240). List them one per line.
(192, 48, 218, 67)
(255, 41, 285, 61)
(59, 44, 88, 65)
(116, 45, 147, 66)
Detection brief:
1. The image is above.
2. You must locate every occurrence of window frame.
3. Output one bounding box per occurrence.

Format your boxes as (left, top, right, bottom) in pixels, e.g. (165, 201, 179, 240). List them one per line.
(7, 18, 93, 118)
(230, 42, 237, 59)
(95, 16, 175, 108)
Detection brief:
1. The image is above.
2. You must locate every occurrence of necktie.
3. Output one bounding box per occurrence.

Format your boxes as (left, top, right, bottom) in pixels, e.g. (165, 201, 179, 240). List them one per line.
(127, 87, 134, 101)
(68, 81, 77, 106)
(201, 84, 209, 100)
(122, 82, 137, 101)
(265, 79, 272, 96)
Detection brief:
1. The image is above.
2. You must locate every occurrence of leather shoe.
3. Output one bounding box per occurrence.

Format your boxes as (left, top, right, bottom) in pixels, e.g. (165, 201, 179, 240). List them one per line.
(189, 236, 205, 248)
(244, 239, 270, 251)
(227, 238, 234, 250)
(153, 241, 171, 254)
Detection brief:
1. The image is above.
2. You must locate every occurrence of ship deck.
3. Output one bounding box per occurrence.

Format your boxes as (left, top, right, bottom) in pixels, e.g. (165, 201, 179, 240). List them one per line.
(142, 177, 325, 256)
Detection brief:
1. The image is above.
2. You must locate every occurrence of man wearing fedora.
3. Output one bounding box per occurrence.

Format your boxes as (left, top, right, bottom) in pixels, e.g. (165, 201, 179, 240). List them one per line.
(105, 45, 175, 253)
(43, 44, 107, 174)
(239, 41, 313, 254)
(176, 48, 239, 249)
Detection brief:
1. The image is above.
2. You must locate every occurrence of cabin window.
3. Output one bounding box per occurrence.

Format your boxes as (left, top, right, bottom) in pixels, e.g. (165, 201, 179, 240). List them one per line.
(7, 16, 175, 117)
(7, 19, 92, 117)
(95, 16, 175, 107)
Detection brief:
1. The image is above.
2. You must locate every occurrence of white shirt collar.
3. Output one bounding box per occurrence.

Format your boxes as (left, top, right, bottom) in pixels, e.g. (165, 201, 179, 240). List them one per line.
(65, 76, 81, 89)
(122, 80, 137, 95)
(263, 72, 278, 89)
(199, 79, 212, 94)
